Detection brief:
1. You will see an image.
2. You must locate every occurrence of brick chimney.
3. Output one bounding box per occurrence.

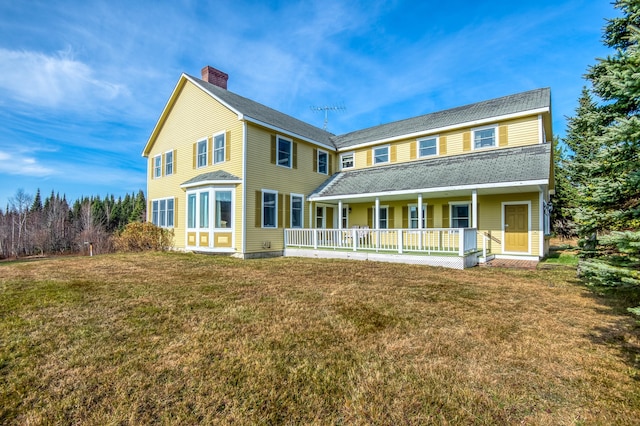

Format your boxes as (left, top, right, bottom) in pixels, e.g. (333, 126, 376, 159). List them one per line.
(201, 65, 228, 89)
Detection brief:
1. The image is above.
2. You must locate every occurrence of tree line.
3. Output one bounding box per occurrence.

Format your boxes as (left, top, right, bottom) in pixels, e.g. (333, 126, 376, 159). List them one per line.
(0, 188, 146, 259)
(553, 0, 639, 314)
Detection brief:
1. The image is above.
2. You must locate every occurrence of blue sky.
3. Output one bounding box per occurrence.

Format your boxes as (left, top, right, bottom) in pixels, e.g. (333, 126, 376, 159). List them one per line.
(0, 0, 615, 209)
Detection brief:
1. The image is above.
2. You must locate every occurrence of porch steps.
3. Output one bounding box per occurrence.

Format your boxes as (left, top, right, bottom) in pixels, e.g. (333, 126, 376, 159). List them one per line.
(481, 258, 539, 270)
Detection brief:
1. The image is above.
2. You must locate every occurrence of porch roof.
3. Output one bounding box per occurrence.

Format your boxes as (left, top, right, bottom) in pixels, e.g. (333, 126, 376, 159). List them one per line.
(180, 170, 241, 188)
(308, 143, 551, 201)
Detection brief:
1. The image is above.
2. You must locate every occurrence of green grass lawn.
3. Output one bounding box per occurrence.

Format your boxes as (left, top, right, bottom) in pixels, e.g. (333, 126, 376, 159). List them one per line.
(1, 252, 639, 424)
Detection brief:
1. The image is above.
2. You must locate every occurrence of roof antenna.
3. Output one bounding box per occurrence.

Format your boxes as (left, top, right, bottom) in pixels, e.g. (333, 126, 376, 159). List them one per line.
(310, 104, 345, 131)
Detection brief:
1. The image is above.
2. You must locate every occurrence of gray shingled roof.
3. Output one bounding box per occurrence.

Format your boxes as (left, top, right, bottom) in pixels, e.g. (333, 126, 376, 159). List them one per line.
(187, 75, 335, 146)
(309, 144, 551, 199)
(188, 75, 549, 153)
(331, 88, 551, 149)
(181, 170, 240, 186)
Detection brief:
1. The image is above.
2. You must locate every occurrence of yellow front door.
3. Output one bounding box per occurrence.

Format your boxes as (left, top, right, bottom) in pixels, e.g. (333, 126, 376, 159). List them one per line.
(504, 204, 528, 253)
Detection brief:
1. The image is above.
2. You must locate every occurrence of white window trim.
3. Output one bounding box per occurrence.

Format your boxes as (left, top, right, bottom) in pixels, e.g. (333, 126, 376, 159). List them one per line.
(449, 201, 471, 228)
(317, 149, 329, 175)
(340, 151, 355, 170)
(276, 135, 293, 169)
(213, 131, 226, 164)
(153, 155, 162, 178)
(151, 196, 175, 228)
(417, 136, 439, 158)
(262, 189, 278, 228)
(378, 205, 389, 229)
(471, 124, 498, 150)
(197, 138, 208, 168)
(164, 150, 174, 176)
(341, 204, 349, 229)
(290, 193, 304, 228)
(185, 186, 236, 251)
(316, 205, 325, 229)
(408, 203, 427, 229)
(501, 200, 532, 256)
(373, 145, 390, 165)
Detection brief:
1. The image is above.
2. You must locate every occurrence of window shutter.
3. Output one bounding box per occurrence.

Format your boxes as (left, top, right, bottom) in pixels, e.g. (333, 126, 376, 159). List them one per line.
(284, 194, 290, 228)
(313, 149, 317, 172)
(463, 132, 471, 152)
(328, 155, 333, 174)
(389, 207, 395, 228)
(193, 143, 197, 169)
(402, 206, 408, 228)
(442, 205, 449, 228)
(390, 145, 397, 162)
(208, 137, 213, 166)
(161, 153, 165, 177)
(292, 142, 298, 169)
(255, 191, 262, 227)
(367, 208, 373, 228)
(427, 205, 434, 228)
(173, 149, 177, 173)
(499, 125, 508, 147)
(173, 197, 178, 225)
(366, 150, 372, 166)
(149, 158, 154, 180)
(439, 136, 447, 155)
(147, 201, 152, 222)
(278, 193, 284, 228)
(225, 131, 231, 161)
(410, 142, 416, 160)
(270, 135, 277, 164)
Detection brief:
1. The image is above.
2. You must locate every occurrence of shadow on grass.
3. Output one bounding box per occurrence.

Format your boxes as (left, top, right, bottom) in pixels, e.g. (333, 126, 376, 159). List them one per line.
(579, 282, 640, 377)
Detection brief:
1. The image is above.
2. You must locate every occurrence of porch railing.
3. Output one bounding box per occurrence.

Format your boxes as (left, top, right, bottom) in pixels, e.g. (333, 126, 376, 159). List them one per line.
(284, 228, 478, 256)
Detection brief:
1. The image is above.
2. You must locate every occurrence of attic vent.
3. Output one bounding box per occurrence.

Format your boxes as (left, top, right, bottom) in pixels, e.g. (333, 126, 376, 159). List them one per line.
(201, 65, 228, 89)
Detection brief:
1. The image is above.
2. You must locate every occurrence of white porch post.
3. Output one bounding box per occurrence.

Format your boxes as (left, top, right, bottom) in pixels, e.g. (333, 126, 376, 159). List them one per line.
(375, 197, 380, 251)
(472, 189, 478, 229)
(417, 193, 423, 251)
(338, 200, 343, 229)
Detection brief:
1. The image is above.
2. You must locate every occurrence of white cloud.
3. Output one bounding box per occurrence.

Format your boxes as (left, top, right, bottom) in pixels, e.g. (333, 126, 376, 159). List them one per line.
(0, 48, 125, 108)
(0, 150, 56, 177)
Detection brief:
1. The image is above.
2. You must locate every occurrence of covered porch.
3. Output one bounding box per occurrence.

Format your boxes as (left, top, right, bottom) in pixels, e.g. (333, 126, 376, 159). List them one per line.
(284, 227, 483, 269)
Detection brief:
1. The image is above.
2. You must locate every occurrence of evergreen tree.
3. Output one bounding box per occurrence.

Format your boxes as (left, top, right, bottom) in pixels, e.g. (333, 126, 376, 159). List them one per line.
(551, 137, 577, 239)
(567, 0, 640, 313)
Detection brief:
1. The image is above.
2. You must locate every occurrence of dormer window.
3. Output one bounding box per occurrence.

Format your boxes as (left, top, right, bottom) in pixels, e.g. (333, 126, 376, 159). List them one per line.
(373, 146, 389, 164)
(473, 126, 496, 149)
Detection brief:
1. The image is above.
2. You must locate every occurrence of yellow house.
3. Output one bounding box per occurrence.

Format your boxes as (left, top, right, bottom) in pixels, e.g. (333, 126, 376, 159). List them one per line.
(142, 66, 554, 268)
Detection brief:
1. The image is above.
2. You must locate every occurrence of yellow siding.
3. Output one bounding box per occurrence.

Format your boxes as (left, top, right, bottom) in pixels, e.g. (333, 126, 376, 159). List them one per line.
(244, 124, 335, 254)
(344, 114, 545, 169)
(146, 80, 245, 250)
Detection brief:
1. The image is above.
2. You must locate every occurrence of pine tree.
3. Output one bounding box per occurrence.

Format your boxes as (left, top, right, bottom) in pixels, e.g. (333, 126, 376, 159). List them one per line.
(568, 0, 640, 313)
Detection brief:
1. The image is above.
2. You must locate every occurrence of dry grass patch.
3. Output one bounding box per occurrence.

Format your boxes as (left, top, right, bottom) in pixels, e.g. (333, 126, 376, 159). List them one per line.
(1, 252, 639, 424)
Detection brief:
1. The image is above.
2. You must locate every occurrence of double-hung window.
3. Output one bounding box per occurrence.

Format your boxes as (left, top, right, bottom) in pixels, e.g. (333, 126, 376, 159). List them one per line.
(213, 133, 225, 164)
(473, 126, 496, 149)
(418, 137, 437, 157)
(165, 151, 173, 176)
(451, 204, 470, 228)
(378, 206, 389, 229)
(151, 198, 174, 228)
(291, 194, 303, 228)
(409, 205, 427, 229)
(153, 155, 162, 178)
(374, 146, 389, 164)
(197, 139, 208, 167)
(317, 150, 328, 174)
(262, 190, 277, 228)
(341, 152, 354, 170)
(215, 191, 232, 228)
(277, 136, 292, 168)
